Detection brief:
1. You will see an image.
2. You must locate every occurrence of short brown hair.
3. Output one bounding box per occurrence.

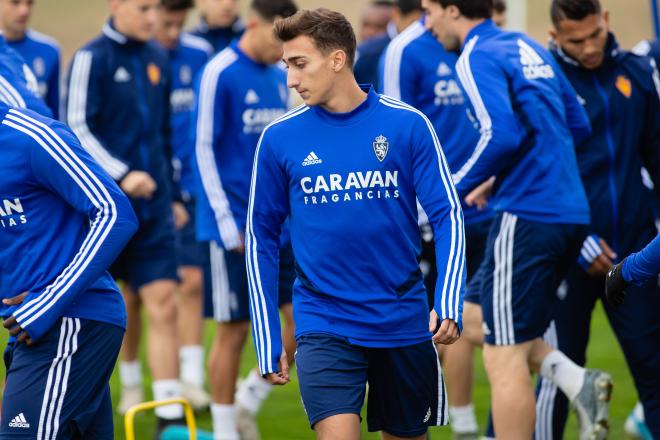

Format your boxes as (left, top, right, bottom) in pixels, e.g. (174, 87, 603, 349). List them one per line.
(274, 8, 357, 68)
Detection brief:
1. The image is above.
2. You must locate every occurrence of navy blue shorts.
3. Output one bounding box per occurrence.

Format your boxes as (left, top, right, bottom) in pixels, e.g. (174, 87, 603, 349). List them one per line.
(480, 212, 585, 345)
(204, 242, 296, 322)
(295, 334, 448, 437)
(175, 199, 207, 268)
(110, 201, 178, 290)
(1, 318, 123, 439)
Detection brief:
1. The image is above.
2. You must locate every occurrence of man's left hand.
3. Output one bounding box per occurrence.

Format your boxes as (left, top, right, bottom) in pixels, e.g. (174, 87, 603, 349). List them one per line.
(2, 292, 33, 345)
(429, 310, 459, 345)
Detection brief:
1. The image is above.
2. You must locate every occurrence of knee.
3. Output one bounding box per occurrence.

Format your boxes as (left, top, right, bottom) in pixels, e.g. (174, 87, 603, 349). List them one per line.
(142, 284, 178, 324)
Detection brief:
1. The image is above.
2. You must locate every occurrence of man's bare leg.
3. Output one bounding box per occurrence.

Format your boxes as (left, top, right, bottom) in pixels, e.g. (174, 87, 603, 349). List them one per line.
(140, 279, 183, 421)
(117, 285, 144, 414)
(177, 266, 210, 409)
(315, 414, 361, 440)
(483, 341, 536, 440)
(209, 321, 250, 440)
(441, 301, 483, 437)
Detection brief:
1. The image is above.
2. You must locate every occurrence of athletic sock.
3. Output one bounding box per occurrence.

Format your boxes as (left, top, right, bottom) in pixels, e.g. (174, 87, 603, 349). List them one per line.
(179, 345, 204, 387)
(152, 379, 184, 419)
(119, 360, 142, 388)
(211, 403, 240, 440)
(540, 350, 585, 401)
(448, 404, 479, 434)
(235, 369, 273, 415)
(634, 401, 645, 421)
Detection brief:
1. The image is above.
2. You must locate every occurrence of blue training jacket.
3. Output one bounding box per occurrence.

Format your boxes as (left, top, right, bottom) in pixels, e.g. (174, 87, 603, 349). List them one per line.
(7, 30, 60, 119)
(247, 86, 466, 375)
(551, 34, 660, 269)
(158, 33, 212, 198)
(0, 34, 51, 117)
(453, 20, 591, 225)
(0, 104, 137, 341)
(380, 20, 493, 225)
(354, 22, 398, 92)
(623, 234, 660, 284)
(190, 19, 244, 54)
(193, 42, 289, 250)
(64, 20, 177, 220)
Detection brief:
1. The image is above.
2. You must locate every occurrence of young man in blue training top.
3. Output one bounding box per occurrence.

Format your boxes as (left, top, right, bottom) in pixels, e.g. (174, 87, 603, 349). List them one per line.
(193, 1, 298, 438)
(150, 0, 214, 412)
(64, 0, 185, 430)
(0, 0, 60, 118)
(0, 103, 138, 439)
(0, 32, 50, 117)
(192, 0, 244, 54)
(531, 2, 660, 440)
(380, 14, 493, 439)
(248, 8, 465, 439)
(424, 0, 614, 439)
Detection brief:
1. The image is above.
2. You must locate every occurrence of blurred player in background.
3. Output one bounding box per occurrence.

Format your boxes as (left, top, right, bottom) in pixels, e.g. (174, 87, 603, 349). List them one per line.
(153, 0, 213, 412)
(0, 0, 60, 118)
(423, 0, 617, 438)
(359, 0, 395, 42)
(193, 1, 298, 438)
(381, 7, 492, 439)
(533, 2, 660, 440)
(250, 7, 464, 439)
(0, 103, 137, 439)
(355, 0, 423, 92)
(64, 0, 185, 433)
(491, 0, 506, 27)
(192, 0, 244, 54)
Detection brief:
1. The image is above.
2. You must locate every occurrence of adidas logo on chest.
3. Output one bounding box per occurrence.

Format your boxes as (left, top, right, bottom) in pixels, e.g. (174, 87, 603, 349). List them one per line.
(518, 39, 555, 80)
(113, 66, 131, 82)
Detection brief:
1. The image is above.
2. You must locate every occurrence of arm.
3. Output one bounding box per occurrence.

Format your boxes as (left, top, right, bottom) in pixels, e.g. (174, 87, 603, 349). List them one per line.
(65, 50, 130, 181)
(556, 66, 591, 144)
(411, 113, 466, 334)
(3, 109, 137, 341)
(47, 50, 60, 120)
(193, 61, 243, 250)
(452, 43, 523, 197)
(623, 234, 660, 283)
(246, 130, 289, 377)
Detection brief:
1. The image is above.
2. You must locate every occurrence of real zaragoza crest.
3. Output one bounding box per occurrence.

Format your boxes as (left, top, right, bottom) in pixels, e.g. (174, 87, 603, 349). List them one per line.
(373, 134, 389, 162)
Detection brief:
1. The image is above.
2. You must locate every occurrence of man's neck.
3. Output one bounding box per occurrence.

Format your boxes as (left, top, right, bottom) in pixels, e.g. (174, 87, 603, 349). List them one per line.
(458, 18, 487, 47)
(320, 75, 367, 113)
(237, 34, 260, 64)
(2, 28, 25, 42)
(397, 12, 422, 33)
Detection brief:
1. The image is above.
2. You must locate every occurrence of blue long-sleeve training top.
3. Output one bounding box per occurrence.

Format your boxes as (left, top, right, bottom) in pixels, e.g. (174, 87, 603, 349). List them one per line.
(193, 42, 289, 250)
(623, 234, 660, 284)
(380, 19, 493, 225)
(0, 34, 51, 117)
(159, 33, 212, 198)
(7, 29, 60, 119)
(190, 18, 244, 54)
(0, 104, 138, 342)
(552, 34, 660, 268)
(453, 19, 591, 225)
(247, 86, 466, 375)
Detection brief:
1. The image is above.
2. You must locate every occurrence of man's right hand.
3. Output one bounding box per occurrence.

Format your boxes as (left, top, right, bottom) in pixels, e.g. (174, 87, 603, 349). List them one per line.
(587, 238, 618, 277)
(120, 171, 157, 199)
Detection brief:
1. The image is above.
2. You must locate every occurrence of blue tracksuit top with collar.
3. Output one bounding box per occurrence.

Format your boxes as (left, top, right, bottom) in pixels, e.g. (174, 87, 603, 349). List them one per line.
(64, 21, 176, 218)
(158, 33, 212, 197)
(623, 234, 660, 284)
(247, 87, 466, 375)
(453, 19, 591, 225)
(193, 42, 289, 250)
(0, 34, 51, 117)
(380, 20, 493, 225)
(551, 34, 660, 265)
(0, 104, 137, 342)
(7, 29, 60, 119)
(190, 19, 245, 54)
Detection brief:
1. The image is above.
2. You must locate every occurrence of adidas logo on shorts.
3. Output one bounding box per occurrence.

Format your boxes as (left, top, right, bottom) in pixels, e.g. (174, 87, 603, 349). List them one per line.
(302, 151, 322, 166)
(8, 413, 30, 428)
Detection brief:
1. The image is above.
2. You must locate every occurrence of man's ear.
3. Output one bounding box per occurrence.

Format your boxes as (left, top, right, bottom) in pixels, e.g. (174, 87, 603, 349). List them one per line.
(330, 49, 347, 72)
